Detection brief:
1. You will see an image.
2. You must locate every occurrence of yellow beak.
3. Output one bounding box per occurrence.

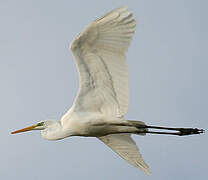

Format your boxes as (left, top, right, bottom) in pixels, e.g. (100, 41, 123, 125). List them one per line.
(11, 124, 38, 134)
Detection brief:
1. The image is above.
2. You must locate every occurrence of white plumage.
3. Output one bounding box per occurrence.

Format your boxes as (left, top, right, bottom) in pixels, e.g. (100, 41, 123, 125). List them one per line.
(67, 6, 151, 175)
(70, 6, 135, 117)
(12, 6, 204, 176)
(99, 134, 151, 175)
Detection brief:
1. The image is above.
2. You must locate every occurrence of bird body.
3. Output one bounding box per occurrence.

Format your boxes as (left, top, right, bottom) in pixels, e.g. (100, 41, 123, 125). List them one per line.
(12, 6, 204, 176)
(41, 111, 145, 139)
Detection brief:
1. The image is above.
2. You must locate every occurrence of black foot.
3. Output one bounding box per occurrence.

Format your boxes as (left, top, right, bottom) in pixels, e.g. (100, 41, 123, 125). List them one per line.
(178, 128, 205, 136)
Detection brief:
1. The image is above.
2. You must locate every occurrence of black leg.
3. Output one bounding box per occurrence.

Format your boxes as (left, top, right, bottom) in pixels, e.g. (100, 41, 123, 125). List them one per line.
(137, 125, 204, 136)
(145, 131, 182, 136)
(145, 130, 203, 136)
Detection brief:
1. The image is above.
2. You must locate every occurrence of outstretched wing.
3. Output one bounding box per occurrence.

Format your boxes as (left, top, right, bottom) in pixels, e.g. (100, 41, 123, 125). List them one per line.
(98, 134, 151, 175)
(70, 6, 136, 117)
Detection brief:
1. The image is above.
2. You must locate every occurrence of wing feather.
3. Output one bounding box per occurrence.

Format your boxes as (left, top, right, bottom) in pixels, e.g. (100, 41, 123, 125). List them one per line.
(98, 134, 151, 175)
(70, 6, 136, 116)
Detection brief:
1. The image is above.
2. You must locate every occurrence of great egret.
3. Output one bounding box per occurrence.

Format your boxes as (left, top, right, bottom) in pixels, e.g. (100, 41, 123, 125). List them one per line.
(11, 6, 204, 175)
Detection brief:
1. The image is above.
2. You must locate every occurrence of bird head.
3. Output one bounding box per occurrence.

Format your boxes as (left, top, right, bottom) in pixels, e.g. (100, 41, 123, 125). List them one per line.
(11, 120, 65, 140)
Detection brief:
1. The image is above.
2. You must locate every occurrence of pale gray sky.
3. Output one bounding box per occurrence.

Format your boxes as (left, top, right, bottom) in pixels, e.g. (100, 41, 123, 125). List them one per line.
(1, 0, 207, 180)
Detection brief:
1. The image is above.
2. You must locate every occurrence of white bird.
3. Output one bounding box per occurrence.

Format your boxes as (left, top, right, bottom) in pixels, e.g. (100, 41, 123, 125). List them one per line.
(11, 6, 204, 175)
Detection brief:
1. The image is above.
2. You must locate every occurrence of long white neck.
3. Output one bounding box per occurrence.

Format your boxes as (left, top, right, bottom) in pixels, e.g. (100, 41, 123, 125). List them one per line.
(41, 120, 72, 140)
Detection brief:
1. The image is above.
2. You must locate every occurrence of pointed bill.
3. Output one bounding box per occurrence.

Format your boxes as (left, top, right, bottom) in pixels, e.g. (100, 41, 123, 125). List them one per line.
(11, 124, 37, 134)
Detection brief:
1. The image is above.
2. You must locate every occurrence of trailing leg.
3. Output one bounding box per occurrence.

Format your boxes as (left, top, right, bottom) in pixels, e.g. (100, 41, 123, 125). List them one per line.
(135, 124, 204, 136)
(94, 120, 204, 136)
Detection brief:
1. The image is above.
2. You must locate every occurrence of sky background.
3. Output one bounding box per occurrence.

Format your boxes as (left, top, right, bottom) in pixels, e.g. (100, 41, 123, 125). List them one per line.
(1, 0, 207, 179)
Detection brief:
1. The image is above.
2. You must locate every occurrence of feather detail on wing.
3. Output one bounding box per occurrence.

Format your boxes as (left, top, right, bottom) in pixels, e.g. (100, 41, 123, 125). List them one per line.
(70, 6, 136, 117)
(98, 134, 151, 175)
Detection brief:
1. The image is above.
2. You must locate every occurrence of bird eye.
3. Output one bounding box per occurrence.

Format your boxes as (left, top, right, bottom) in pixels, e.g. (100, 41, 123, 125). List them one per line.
(37, 122, 44, 126)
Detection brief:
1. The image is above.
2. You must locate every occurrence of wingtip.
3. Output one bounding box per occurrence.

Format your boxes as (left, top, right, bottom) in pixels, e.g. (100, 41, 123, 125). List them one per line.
(119, 5, 128, 9)
(139, 164, 152, 176)
(144, 168, 152, 176)
(117, 5, 130, 13)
